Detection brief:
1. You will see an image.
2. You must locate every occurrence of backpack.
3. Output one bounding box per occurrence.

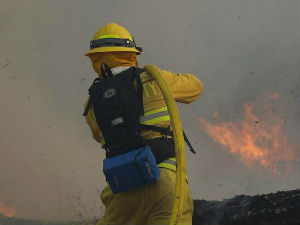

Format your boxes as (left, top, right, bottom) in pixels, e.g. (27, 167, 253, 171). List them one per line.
(82, 64, 196, 193)
(83, 64, 146, 157)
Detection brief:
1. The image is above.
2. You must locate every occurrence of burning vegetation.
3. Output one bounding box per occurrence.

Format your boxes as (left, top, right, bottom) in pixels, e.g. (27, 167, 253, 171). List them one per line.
(198, 93, 298, 174)
(0, 195, 16, 218)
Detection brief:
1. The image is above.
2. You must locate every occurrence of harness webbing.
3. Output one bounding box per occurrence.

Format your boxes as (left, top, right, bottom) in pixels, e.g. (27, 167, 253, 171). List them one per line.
(140, 124, 196, 154)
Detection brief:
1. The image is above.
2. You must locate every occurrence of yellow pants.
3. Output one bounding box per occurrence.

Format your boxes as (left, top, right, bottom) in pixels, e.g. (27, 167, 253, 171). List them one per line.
(97, 168, 194, 225)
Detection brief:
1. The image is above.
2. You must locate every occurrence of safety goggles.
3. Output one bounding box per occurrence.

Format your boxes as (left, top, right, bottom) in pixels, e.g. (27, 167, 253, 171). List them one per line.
(90, 38, 142, 52)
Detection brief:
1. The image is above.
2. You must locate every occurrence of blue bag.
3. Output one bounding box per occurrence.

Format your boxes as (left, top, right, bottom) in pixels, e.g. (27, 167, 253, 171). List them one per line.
(103, 146, 160, 193)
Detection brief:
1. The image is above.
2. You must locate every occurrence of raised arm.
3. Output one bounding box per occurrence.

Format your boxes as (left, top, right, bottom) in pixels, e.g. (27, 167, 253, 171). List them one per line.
(160, 69, 203, 103)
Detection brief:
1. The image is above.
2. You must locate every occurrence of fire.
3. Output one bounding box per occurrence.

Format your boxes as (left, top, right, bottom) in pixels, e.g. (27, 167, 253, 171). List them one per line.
(0, 195, 16, 218)
(198, 93, 296, 173)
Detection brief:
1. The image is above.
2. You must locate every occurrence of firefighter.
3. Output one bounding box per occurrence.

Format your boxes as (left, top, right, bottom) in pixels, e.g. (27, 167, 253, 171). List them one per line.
(84, 23, 203, 225)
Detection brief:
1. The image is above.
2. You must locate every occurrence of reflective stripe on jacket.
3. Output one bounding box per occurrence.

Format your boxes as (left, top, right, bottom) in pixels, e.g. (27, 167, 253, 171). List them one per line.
(158, 157, 176, 171)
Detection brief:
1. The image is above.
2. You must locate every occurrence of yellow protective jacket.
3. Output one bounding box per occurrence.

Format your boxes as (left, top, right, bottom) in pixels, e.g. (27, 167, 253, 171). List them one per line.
(84, 66, 203, 146)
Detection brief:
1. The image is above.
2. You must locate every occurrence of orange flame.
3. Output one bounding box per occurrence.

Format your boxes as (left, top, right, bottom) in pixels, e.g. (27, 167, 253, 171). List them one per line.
(0, 195, 16, 218)
(198, 93, 296, 173)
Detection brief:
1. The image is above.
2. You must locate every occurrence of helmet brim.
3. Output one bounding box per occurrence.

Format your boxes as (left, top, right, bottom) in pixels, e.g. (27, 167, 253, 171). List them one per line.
(85, 46, 141, 56)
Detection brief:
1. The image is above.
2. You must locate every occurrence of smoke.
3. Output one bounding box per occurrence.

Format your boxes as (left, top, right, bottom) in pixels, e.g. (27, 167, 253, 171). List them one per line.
(0, 0, 299, 222)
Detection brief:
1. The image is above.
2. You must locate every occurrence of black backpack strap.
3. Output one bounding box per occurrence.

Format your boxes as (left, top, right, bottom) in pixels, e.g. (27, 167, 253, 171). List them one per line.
(92, 77, 102, 85)
(100, 64, 107, 79)
(134, 67, 145, 115)
(82, 77, 102, 116)
(82, 98, 91, 116)
(140, 124, 171, 136)
(140, 124, 196, 154)
(100, 63, 113, 79)
(135, 67, 145, 74)
(183, 131, 196, 154)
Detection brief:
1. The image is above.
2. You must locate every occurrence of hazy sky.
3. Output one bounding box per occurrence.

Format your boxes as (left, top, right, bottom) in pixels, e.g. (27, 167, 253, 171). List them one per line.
(0, 0, 299, 222)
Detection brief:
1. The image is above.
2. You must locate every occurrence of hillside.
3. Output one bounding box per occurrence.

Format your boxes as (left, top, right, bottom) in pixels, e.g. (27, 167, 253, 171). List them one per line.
(1, 189, 299, 225)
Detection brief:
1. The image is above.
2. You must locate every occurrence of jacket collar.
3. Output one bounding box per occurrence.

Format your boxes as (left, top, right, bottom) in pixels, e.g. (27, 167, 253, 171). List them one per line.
(111, 66, 131, 76)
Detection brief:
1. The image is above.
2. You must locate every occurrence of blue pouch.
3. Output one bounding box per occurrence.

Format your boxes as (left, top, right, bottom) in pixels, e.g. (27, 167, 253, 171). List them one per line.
(103, 145, 160, 193)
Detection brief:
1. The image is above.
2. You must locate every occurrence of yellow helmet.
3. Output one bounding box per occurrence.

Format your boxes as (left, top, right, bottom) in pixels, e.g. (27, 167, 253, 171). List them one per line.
(85, 23, 142, 56)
